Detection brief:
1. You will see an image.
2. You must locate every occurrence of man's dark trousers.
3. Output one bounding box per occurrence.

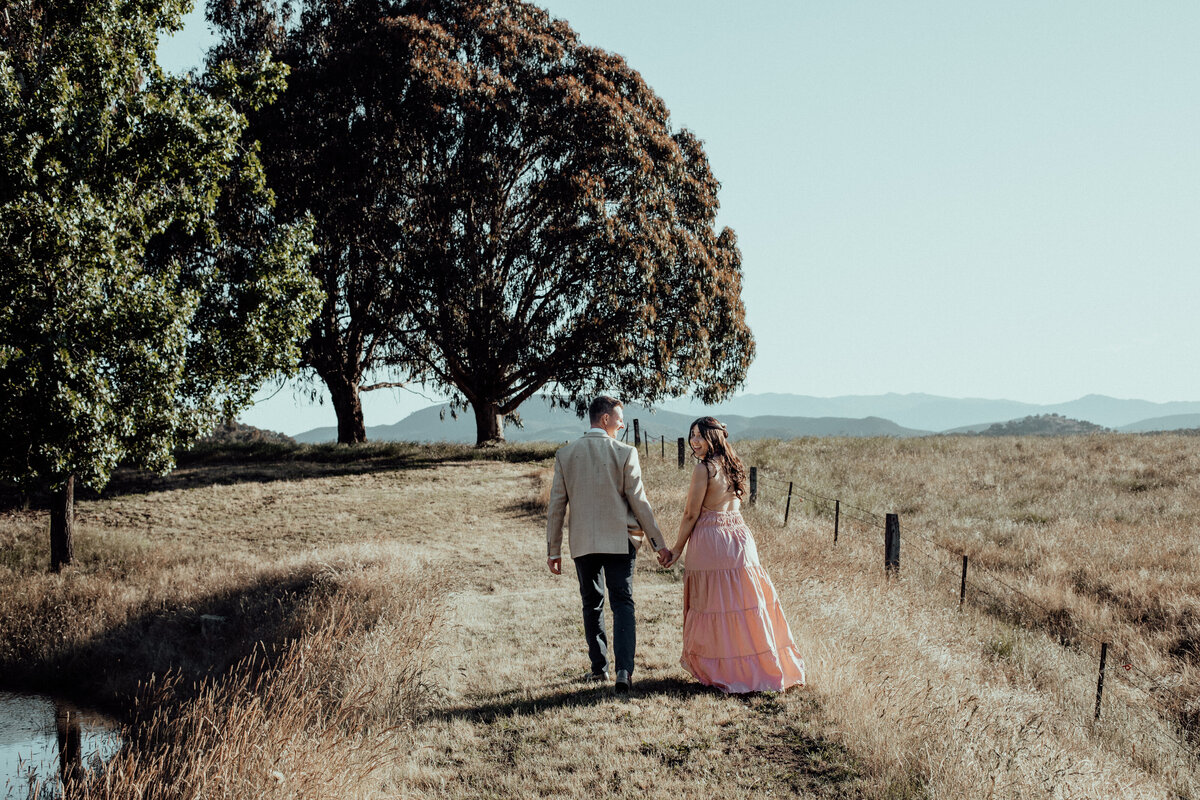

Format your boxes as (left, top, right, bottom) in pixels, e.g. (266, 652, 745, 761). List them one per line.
(573, 543, 637, 677)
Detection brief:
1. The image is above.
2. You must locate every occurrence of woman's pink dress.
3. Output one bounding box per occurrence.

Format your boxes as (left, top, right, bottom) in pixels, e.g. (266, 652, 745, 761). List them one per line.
(680, 509, 806, 693)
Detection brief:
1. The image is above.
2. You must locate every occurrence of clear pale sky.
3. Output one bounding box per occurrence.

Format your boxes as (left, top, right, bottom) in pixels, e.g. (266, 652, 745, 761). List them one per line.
(159, 2, 1200, 434)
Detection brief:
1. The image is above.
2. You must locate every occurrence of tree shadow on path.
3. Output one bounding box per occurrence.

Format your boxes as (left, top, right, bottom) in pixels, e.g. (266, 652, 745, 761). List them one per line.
(0, 441, 559, 510)
(435, 675, 716, 724)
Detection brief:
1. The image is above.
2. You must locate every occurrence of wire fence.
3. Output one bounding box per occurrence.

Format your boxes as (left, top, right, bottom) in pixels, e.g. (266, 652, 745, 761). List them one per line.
(757, 465, 1200, 767)
(631, 422, 1199, 770)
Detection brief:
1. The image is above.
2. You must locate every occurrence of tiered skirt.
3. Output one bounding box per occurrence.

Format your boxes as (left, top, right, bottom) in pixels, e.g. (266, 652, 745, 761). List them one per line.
(680, 510, 806, 694)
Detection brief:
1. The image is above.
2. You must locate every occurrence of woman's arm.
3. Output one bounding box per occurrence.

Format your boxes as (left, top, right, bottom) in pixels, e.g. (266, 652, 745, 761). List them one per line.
(668, 462, 709, 564)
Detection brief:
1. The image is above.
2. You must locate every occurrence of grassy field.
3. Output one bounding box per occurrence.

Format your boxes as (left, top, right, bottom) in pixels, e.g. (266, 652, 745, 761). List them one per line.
(0, 435, 1197, 798)
(736, 435, 1199, 742)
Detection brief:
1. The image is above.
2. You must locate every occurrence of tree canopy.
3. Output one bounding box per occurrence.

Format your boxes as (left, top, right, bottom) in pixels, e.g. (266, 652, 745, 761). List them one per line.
(211, 0, 754, 446)
(389, 0, 754, 444)
(0, 0, 320, 568)
(208, 0, 436, 443)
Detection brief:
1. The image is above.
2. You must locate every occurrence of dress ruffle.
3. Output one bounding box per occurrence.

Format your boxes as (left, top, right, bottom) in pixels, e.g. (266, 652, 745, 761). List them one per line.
(680, 510, 805, 694)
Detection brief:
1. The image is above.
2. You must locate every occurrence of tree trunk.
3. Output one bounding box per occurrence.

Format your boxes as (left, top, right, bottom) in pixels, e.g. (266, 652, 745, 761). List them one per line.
(50, 474, 75, 572)
(473, 400, 505, 446)
(326, 375, 366, 444)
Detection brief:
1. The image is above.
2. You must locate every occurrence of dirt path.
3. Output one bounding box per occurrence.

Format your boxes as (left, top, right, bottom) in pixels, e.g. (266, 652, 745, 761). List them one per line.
(377, 462, 871, 800)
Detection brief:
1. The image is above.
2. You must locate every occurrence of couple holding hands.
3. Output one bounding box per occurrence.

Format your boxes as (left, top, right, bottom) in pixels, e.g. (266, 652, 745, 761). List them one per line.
(546, 396, 806, 695)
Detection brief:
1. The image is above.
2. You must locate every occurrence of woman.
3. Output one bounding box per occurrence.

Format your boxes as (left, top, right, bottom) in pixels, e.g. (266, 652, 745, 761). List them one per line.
(666, 417, 806, 693)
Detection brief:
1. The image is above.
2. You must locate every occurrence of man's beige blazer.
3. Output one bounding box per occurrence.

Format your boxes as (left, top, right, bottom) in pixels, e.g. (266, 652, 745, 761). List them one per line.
(546, 431, 667, 559)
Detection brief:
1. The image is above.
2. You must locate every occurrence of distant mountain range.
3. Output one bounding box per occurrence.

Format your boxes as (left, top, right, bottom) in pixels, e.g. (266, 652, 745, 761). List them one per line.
(289, 393, 1200, 444)
(661, 393, 1200, 432)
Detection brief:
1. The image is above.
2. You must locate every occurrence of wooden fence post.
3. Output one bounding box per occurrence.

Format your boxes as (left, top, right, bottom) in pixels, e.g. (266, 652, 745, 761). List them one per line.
(959, 555, 968, 606)
(55, 704, 83, 786)
(677, 437, 686, 468)
(749, 467, 757, 505)
(661, 435, 665, 459)
(834, 500, 840, 545)
(783, 482, 794, 524)
(633, 419, 641, 447)
(884, 513, 900, 578)
(1095, 642, 1109, 719)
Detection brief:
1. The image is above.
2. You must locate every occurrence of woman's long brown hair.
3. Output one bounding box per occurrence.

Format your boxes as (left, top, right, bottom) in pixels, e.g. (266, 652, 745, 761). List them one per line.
(690, 417, 748, 497)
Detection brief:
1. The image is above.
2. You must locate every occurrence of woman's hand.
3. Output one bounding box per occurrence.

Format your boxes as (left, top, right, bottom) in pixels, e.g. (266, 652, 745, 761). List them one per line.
(664, 548, 681, 568)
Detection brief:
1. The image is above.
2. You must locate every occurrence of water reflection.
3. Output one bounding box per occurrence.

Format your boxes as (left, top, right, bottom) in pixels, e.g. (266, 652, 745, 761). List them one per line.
(1, 692, 122, 799)
(54, 704, 82, 789)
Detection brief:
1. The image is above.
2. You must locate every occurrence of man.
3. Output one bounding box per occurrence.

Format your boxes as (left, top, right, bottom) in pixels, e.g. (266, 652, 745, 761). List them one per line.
(546, 396, 672, 694)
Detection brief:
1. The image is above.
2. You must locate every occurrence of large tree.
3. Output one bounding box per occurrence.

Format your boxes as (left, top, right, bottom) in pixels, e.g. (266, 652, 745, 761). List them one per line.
(207, 0, 433, 443)
(212, 0, 754, 445)
(391, 0, 754, 445)
(0, 0, 321, 570)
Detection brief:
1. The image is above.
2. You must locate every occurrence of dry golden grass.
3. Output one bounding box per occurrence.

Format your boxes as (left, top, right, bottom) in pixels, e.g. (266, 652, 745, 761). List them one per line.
(733, 436, 1199, 730)
(88, 563, 444, 799)
(0, 447, 548, 798)
(678, 433, 1200, 799)
(1, 435, 1197, 799)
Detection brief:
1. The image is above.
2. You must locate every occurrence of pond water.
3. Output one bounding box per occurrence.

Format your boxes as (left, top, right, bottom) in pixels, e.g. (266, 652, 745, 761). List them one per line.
(0, 692, 123, 799)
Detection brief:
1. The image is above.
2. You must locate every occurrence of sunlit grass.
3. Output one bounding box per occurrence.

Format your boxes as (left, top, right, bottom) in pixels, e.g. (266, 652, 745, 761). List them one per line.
(633, 433, 1200, 798)
(1, 435, 1197, 798)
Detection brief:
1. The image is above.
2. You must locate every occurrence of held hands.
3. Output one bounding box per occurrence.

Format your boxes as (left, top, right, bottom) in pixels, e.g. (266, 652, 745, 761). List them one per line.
(656, 547, 680, 569)
(547, 557, 562, 575)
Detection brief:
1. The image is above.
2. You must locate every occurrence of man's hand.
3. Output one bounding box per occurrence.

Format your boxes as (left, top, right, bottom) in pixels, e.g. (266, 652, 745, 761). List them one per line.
(656, 547, 673, 567)
(547, 557, 562, 575)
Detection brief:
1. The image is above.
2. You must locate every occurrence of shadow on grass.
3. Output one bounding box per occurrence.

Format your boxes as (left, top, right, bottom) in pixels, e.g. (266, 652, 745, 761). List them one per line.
(0, 566, 333, 721)
(499, 497, 549, 518)
(0, 440, 560, 510)
(437, 677, 878, 796)
(436, 675, 715, 724)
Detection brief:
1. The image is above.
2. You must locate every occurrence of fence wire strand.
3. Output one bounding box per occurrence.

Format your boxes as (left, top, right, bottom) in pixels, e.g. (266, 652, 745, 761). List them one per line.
(886, 530, 1195, 761)
(920, 545, 1183, 722)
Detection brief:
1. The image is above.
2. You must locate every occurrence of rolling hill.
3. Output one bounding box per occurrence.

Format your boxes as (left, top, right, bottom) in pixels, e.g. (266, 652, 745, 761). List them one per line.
(1117, 414, 1200, 433)
(970, 414, 1109, 436)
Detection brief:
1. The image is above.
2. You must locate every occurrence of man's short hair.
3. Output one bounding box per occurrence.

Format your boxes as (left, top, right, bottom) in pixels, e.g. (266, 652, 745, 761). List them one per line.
(588, 395, 622, 426)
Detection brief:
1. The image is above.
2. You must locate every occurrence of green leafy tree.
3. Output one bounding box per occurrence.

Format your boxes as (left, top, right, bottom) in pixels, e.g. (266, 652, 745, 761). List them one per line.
(211, 0, 754, 446)
(0, 0, 321, 570)
(206, 0, 433, 444)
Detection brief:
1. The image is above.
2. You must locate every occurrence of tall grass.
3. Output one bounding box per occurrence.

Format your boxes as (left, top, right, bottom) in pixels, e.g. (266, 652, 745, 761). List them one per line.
(634, 433, 1200, 798)
(84, 562, 444, 799)
(4, 557, 445, 800)
(0, 446, 462, 800)
(735, 435, 1199, 736)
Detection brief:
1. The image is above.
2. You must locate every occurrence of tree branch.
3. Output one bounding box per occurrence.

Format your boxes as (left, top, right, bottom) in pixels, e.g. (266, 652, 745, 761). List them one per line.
(359, 381, 409, 392)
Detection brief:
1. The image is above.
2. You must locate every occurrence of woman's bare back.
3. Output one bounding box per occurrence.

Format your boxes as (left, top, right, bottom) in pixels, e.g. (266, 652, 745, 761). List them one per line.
(701, 462, 741, 511)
